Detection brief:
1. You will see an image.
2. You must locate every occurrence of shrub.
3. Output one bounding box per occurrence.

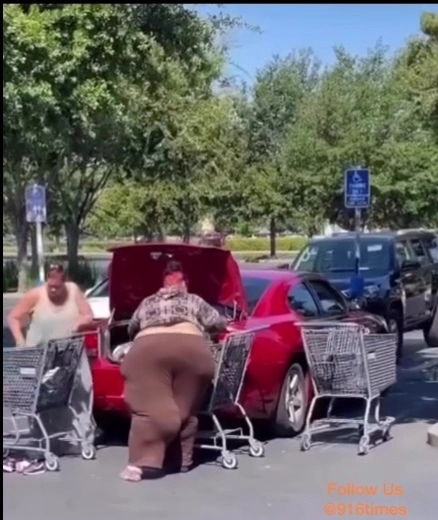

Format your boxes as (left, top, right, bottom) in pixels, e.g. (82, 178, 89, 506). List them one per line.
(225, 236, 307, 252)
(65, 261, 100, 290)
(3, 261, 18, 292)
(2, 259, 99, 293)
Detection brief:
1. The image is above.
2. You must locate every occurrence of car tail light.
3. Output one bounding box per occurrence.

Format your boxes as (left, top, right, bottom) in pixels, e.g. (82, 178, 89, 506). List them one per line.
(83, 331, 99, 358)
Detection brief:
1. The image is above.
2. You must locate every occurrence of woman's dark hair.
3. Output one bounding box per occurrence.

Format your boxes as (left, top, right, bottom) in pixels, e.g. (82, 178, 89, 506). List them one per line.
(163, 260, 184, 278)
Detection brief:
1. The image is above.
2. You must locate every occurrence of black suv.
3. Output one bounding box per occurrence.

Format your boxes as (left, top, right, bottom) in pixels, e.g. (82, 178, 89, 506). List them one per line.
(290, 229, 438, 355)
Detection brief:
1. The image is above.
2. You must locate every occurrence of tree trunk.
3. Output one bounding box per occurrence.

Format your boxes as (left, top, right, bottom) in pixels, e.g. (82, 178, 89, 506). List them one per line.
(269, 216, 276, 258)
(65, 222, 80, 272)
(15, 223, 29, 293)
(157, 226, 165, 242)
(182, 219, 191, 244)
(30, 224, 38, 273)
(54, 234, 61, 252)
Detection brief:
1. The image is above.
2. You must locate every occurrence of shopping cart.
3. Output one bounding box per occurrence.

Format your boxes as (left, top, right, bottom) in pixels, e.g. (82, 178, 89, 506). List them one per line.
(3, 336, 96, 471)
(299, 322, 397, 455)
(196, 328, 266, 470)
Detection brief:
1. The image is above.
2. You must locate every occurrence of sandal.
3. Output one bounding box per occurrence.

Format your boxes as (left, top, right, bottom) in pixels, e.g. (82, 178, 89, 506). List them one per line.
(120, 465, 142, 482)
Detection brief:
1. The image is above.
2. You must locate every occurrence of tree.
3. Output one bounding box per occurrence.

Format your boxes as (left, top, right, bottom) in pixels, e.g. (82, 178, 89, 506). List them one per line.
(3, 4, 232, 274)
(243, 50, 321, 253)
(398, 12, 438, 140)
(3, 5, 52, 289)
(86, 180, 174, 240)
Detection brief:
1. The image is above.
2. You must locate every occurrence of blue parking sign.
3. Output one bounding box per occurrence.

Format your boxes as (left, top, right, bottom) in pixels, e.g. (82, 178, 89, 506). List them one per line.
(25, 184, 47, 223)
(344, 169, 370, 209)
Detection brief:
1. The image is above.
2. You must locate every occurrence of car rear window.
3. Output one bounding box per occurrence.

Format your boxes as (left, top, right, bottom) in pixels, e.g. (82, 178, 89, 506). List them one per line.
(293, 238, 391, 273)
(242, 276, 271, 313)
(87, 278, 109, 298)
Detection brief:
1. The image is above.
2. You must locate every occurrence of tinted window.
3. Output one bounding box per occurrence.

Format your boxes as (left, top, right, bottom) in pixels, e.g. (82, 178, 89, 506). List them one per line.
(395, 240, 412, 267)
(86, 278, 109, 298)
(423, 236, 438, 264)
(242, 276, 271, 313)
(308, 280, 346, 315)
(294, 238, 390, 273)
(287, 283, 318, 317)
(409, 238, 428, 265)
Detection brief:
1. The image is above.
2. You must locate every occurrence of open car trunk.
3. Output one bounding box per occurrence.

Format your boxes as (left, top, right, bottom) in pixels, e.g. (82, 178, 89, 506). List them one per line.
(103, 243, 247, 362)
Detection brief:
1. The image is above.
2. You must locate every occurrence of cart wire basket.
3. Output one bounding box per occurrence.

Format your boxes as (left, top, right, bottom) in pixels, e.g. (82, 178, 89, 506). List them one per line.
(195, 328, 267, 470)
(299, 322, 397, 455)
(3, 335, 96, 471)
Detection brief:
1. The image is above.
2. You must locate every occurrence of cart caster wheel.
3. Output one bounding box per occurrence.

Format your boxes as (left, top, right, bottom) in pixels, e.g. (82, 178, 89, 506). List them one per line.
(81, 445, 96, 460)
(358, 435, 370, 455)
(300, 434, 312, 452)
(221, 452, 238, 470)
(249, 441, 265, 458)
(45, 454, 60, 472)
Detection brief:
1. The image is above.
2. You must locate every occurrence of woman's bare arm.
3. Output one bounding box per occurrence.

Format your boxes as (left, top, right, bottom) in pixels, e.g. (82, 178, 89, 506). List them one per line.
(74, 285, 95, 329)
(7, 289, 40, 346)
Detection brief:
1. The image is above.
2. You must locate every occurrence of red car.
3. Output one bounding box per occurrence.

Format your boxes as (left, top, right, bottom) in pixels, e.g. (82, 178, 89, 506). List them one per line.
(85, 243, 387, 437)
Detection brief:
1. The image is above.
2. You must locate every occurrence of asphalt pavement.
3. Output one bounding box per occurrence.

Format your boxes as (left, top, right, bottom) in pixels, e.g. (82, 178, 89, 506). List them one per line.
(3, 295, 438, 520)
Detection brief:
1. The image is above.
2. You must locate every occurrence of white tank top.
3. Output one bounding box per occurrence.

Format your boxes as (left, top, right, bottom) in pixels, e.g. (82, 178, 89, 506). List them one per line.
(25, 282, 81, 347)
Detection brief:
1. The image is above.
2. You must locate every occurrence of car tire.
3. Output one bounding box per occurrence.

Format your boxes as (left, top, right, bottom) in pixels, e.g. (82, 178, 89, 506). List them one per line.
(423, 306, 438, 348)
(386, 309, 403, 361)
(273, 362, 309, 437)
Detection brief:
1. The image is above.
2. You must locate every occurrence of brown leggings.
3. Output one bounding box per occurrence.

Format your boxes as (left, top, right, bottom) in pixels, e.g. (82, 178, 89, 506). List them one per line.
(121, 333, 214, 470)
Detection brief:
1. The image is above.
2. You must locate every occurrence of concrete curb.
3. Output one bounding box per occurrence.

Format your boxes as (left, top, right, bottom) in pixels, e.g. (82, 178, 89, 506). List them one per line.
(427, 423, 438, 448)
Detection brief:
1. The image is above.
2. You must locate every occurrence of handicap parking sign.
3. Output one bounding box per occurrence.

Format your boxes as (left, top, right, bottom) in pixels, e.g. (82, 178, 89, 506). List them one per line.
(25, 184, 47, 223)
(344, 169, 370, 209)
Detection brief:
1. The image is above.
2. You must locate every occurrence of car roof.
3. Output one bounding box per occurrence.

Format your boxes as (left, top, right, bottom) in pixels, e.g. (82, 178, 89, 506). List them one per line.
(307, 229, 435, 243)
(241, 268, 326, 284)
(240, 268, 299, 281)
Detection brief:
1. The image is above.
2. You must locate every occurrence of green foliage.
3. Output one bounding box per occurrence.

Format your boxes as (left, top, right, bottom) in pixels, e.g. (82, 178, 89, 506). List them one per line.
(225, 236, 307, 252)
(2, 259, 99, 292)
(3, 6, 437, 268)
(3, 262, 19, 293)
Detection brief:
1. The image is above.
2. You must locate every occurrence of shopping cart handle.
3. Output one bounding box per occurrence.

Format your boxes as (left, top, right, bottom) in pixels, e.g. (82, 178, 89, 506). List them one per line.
(297, 321, 365, 329)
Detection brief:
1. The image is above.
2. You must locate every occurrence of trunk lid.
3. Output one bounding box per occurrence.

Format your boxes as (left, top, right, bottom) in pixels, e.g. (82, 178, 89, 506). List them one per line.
(109, 243, 247, 320)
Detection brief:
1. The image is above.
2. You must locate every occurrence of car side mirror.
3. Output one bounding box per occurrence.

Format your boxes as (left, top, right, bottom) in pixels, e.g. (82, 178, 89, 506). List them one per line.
(401, 259, 421, 272)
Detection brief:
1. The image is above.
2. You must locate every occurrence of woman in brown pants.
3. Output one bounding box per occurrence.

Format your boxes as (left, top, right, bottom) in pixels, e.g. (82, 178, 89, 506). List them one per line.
(120, 260, 227, 481)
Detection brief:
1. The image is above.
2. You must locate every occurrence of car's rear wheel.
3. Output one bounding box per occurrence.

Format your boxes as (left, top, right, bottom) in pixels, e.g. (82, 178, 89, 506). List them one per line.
(273, 362, 309, 437)
(386, 309, 403, 361)
(423, 307, 438, 347)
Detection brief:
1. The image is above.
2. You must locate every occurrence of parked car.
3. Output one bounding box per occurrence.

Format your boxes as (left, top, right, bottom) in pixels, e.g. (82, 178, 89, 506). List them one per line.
(84, 243, 388, 437)
(85, 278, 110, 320)
(427, 292, 438, 347)
(290, 229, 438, 356)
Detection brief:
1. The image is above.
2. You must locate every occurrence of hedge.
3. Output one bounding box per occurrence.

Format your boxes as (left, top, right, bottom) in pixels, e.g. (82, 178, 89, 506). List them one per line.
(225, 236, 307, 252)
(4, 236, 308, 256)
(3, 259, 100, 293)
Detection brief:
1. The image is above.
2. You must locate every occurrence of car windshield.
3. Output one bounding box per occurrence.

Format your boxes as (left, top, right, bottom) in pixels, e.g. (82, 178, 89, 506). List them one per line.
(86, 278, 109, 298)
(242, 276, 271, 314)
(293, 238, 391, 274)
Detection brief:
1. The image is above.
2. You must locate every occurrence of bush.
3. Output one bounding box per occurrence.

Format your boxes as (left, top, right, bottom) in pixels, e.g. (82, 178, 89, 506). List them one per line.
(66, 261, 99, 290)
(3, 261, 18, 292)
(2, 259, 99, 293)
(225, 236, 307, 252)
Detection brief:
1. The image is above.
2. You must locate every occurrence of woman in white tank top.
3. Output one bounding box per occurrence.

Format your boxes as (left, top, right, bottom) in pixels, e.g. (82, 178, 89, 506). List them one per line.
(6, 265, 95, 474)
(7, 264, 94, 347)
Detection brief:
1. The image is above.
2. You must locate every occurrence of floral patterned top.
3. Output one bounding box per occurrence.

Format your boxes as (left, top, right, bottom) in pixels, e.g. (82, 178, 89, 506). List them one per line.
(127, 286, 227, 338)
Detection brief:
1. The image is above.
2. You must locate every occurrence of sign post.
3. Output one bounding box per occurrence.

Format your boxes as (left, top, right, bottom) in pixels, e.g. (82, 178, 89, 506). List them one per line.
(25, 184, 47, 284)
(344, 168, 371, 283)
